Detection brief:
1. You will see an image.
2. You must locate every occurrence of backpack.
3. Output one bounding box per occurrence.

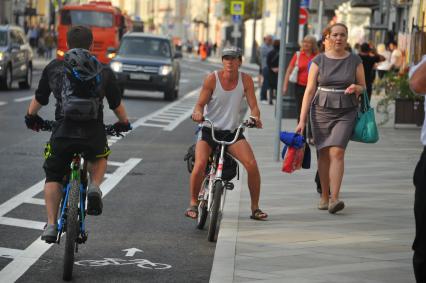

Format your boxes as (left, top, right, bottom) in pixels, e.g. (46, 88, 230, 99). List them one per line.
(184, 143, 239, 181)
(61, 48, 103, 121)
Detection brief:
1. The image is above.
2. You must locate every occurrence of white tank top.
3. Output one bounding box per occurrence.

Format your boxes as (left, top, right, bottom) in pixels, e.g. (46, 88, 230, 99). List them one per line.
(203, 71, 245, 131)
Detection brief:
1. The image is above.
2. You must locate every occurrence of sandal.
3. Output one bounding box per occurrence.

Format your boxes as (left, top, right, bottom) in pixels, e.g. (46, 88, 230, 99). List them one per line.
(184, 205, 198, 219)
(250, 208, 268, 220)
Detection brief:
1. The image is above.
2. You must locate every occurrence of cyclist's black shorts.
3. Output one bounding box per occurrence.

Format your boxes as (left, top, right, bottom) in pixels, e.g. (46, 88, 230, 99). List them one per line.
(43, 134, 110, 183)
(199, 126, 245, 151)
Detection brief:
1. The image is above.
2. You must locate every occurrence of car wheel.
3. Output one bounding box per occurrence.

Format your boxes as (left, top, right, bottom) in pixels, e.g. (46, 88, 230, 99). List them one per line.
(1, 65, 13, 90)
(19, 64, 32, 89)
(164, 88, 175, 101)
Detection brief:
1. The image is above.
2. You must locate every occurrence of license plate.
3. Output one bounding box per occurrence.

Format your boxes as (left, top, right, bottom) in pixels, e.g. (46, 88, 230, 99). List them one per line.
(129, 73, 150, 80)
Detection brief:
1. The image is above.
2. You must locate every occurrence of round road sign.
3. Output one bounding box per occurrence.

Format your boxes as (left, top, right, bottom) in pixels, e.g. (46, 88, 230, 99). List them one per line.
(299, 7, 308, 25)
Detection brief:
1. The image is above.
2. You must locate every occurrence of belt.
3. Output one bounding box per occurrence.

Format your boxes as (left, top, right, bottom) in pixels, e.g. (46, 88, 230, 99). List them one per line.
(317, 87, 346, 93)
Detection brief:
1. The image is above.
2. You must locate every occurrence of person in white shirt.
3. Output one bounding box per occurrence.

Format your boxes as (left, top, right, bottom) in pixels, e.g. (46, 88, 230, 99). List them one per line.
(409, 55, 426, 283)
(376, 43, 391, 79)
(389, 41, 403, 72)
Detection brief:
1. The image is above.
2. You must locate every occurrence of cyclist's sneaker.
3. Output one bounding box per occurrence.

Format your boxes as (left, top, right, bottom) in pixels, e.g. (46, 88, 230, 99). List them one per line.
(87, 184, 103, 216)
(41, 224, 58, 243)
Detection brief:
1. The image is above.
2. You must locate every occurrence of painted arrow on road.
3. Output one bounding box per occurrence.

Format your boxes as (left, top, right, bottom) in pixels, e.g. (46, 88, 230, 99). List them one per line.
(122, 248, 143, 257)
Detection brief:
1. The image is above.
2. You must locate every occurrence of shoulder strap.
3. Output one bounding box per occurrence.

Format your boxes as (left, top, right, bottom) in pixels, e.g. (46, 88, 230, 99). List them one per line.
(295, 51, 300, 67)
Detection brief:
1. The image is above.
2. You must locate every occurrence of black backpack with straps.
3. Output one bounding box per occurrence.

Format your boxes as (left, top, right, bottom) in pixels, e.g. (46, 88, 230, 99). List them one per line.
(61, 48, 103, 121)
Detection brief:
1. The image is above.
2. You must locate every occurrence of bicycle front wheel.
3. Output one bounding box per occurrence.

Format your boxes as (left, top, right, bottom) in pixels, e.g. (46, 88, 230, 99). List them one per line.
(207, 181, 224, 242)
(63, 179, 80, 281)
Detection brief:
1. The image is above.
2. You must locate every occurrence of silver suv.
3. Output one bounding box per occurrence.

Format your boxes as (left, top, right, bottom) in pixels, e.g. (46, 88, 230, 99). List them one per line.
(0, 25, 33, 90)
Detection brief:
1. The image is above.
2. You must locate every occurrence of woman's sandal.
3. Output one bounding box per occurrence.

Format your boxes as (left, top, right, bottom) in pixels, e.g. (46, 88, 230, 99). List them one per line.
(250, 209, 268, 220)
(184, 205, 198, 219)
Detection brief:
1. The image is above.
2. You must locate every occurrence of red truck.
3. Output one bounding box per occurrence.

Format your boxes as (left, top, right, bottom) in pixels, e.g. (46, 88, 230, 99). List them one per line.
(56, 1, 132, 64)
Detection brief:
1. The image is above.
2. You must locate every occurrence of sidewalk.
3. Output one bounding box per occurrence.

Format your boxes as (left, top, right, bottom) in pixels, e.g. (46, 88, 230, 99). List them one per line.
(211, 97, 420, 282)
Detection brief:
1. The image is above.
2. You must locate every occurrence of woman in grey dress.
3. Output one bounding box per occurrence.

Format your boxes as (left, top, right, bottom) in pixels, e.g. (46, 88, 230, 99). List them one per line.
(296, 23, 366, 214)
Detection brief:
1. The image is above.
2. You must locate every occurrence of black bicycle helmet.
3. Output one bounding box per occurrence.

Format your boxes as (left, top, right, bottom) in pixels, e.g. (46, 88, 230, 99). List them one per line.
(64, 48, 103, 81)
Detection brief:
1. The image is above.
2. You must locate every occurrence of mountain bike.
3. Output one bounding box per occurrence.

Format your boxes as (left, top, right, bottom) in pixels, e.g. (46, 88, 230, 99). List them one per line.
(196, 118, 255, 242)
(40, 120, 125, 281)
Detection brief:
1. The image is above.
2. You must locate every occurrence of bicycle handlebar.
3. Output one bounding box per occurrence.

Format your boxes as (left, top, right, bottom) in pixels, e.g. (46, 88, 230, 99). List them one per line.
(41, 120, 128, 137)
(203, 117, 256, 146)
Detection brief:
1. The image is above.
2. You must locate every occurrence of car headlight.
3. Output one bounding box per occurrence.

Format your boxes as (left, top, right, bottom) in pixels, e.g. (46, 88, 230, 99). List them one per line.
(57, 50, 65, 57)
(0, 52, 3, 61)
(110, 61, 123, 73)
(159, 65, 172, 76)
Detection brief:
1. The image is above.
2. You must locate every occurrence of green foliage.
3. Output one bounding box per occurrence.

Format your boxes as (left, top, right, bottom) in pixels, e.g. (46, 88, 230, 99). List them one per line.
(222, 0, 263, 21)
(376, 72, 424, 125)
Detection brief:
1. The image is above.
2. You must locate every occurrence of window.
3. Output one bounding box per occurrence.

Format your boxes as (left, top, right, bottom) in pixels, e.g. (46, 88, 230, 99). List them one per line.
(61, 10, 113, 27)
(10, 31, 20, 45)
(119, 38, 171, 58)
(0, 31, 7, 46)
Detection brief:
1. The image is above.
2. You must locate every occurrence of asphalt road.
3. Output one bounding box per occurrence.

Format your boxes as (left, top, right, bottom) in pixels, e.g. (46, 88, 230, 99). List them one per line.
(0, 57, 257, 283)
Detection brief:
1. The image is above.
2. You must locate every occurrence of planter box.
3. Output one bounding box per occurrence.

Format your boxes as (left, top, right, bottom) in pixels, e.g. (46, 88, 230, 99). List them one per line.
(394, 98, 424, 126)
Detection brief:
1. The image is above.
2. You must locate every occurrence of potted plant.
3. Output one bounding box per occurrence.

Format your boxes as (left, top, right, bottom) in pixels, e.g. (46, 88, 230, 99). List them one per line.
(376, 72, 425, 126)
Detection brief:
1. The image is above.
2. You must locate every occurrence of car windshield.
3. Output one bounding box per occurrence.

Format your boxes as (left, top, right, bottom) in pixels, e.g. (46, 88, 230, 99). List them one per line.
(61, 10, 113, 27)
(0, 31, 7, 46)
(119, 37, 171, 58)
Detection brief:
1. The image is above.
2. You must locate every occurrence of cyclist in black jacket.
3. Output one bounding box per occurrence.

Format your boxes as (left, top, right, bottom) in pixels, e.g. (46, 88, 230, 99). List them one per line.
(25, 26, 131, 243)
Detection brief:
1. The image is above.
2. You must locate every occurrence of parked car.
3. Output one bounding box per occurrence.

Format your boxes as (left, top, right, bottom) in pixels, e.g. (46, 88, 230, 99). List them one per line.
(109, 33, 181, 101)
(0, 25, 33, 90)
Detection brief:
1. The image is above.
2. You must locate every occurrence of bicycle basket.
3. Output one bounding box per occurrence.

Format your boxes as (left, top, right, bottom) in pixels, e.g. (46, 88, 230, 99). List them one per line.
(221, 153, 238, 181)
(184, 144, 196, 173)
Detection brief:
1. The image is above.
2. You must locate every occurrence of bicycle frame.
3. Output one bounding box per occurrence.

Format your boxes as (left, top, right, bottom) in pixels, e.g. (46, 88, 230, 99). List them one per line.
(202, 119, 246, 212)
(57, 154, 87, 243)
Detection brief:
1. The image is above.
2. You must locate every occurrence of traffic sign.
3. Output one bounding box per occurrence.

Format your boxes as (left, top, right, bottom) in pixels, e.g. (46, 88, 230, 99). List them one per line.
(232, 15, 241, 23)
(300, 0, 310, 8)
(230, 1, 244, 15)
(299, 7, 308, 25)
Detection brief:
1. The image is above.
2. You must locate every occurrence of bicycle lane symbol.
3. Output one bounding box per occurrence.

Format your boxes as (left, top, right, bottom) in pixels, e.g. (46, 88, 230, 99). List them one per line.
(74, 248, 172, 270)
(75, 258, 172, 270)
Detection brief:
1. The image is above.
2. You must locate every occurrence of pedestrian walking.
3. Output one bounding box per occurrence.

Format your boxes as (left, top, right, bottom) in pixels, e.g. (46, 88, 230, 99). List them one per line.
(408, 55, 426, 283)
(282, 35, 318, 124)
(296, 23, 366, 214)
(376, 43, 392, 79)
(358, 42, 385, 101)
(259, 35, 273, 104)
(389, 41, 403, 73)
(266, 39, 280, 104)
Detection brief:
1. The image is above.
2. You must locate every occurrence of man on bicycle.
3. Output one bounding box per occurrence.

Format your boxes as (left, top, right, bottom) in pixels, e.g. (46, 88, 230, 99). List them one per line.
(186, 46, 268, 220)
(25, 26, 131, 243)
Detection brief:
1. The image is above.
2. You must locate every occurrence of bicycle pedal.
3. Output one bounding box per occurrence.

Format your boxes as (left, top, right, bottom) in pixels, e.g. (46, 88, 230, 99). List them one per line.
(225, 182, 234, 190)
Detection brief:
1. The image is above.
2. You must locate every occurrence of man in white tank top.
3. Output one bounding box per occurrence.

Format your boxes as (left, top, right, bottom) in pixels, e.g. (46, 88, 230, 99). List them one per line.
(409, 55, 426, 283)
(185, 46, 268, 220)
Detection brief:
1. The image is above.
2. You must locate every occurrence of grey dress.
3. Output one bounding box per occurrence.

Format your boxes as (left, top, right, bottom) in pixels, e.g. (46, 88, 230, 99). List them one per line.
(310, 53, 362, 150)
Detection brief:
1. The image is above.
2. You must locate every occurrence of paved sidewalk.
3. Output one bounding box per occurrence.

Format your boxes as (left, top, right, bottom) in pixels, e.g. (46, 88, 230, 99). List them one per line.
(211, 97, 420, 282)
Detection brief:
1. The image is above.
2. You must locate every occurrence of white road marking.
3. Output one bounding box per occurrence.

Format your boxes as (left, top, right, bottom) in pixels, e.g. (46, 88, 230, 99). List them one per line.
(0, 158, 142, 282)
(0, 101, 7, 106)
(24, 198, 45, 205)
(122, 248, 143, 257)
(13, 96, 33, 102)
(0, 217, 45, 230)
(132, 87, 199, 131)
(0, 247, 24, 259)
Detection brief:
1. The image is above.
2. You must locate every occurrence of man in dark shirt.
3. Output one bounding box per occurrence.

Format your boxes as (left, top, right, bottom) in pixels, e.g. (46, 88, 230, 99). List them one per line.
(25, 26, 131, 243)
(358, 43, 385, 100)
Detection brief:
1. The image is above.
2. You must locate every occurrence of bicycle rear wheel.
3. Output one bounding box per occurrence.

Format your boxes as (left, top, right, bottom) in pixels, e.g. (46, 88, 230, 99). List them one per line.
(207, 181, 224, 242)
(63, 179, 80, 281)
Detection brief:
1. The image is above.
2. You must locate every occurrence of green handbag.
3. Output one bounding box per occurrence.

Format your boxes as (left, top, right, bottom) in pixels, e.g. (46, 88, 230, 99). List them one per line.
(351, 91, 379, 143)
